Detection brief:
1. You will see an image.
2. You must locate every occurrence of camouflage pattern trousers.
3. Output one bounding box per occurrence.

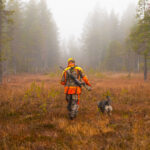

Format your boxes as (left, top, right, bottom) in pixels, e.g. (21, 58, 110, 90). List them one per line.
(66, 94, 79, 119)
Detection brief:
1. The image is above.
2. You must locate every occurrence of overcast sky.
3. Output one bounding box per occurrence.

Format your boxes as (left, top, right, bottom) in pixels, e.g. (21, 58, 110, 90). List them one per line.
(23, 0, 139, 40)
(46, 0, 139, 40)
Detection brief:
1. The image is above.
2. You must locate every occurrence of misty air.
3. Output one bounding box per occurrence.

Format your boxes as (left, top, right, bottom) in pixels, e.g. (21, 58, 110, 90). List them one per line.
(0, 0, 150, 149)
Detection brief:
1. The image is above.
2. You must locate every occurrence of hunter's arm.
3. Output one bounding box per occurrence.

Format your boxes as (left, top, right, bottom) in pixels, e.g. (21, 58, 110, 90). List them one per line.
(79, 68, 91, 86)
(82, 76, 91, 86)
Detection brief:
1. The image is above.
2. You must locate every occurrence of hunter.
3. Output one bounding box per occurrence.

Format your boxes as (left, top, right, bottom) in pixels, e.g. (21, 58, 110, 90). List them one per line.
(60, 58, 91, 120)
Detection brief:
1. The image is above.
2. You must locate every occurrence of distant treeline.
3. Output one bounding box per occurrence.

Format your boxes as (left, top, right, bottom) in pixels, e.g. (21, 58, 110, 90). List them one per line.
(2, 0, 59, 74)
(0, 0, 150, 81)
(61, 3, 139, 72)
(61, 1, 150, 75)
(82, 4, 137, 72)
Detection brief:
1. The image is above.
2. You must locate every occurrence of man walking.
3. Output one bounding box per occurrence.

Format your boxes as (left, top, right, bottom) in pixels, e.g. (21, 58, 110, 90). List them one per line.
(60, 58, 91, 120)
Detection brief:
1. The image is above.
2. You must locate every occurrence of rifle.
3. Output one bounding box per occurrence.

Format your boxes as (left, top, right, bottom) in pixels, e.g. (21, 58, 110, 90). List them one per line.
(60, 66, 92, 91)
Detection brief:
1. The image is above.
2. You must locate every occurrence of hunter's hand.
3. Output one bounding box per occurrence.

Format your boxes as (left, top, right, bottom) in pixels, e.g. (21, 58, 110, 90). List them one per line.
(81, 82, 86, 86)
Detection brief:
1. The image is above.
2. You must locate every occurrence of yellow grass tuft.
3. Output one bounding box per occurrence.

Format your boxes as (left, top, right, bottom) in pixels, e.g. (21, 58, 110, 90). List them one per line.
(65, 122, 99, 136)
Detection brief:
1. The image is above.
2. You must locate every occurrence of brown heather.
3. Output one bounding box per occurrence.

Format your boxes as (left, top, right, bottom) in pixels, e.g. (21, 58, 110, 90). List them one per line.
(0, 73, 150, 150)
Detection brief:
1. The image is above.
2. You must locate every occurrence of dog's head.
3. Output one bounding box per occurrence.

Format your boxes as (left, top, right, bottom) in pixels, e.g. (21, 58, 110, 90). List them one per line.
(97, 96, 113, 115)
(106, 96, 111, 105)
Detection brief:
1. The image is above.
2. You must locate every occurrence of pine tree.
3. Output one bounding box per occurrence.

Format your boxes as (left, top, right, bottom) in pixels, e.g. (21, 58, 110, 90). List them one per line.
(38, 0, 59, 71)
(130, 0, 150, 80)
(0, 0, 13, 83)
(7, 0, 23, 73)
(82, 7, 109, 69)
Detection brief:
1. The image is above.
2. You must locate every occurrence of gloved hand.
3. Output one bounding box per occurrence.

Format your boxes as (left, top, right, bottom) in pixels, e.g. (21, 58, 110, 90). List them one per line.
(85, 85, 92, 91)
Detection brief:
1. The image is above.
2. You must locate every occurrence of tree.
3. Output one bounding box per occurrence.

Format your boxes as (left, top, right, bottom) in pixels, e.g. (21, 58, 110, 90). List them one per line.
(38, 0, 59, 70)
(120, 3, 136, 41)
(6, 0, 23, 74)
(104, 41, 123, 71)
(82, 7, 110, 69)
(21, 0, 59, 72)
(108, 10, 120, 42)
(0, 0, 13, 83)
(130, 0, 150, 80)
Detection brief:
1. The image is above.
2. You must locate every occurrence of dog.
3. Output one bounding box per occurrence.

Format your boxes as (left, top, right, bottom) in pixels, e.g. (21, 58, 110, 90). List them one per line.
(97, 96, 113, 115)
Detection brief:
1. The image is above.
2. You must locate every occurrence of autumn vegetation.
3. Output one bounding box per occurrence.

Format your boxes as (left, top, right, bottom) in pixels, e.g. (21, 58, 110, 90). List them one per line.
(0, 0, 150, 149)
(0, 73, 150, 149)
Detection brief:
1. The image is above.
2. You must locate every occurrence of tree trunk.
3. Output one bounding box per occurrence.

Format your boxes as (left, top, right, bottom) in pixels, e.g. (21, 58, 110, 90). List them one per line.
(144, 55, 147, 80)
(137, 55, 140, 73)
(0, 60, 2, 83)
(127, 52, 131, 75)
(0, 5, 2, 84)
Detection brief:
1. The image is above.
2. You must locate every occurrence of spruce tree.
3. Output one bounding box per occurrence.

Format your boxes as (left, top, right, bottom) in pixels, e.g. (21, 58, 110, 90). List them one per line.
(130, 0, 150, 80)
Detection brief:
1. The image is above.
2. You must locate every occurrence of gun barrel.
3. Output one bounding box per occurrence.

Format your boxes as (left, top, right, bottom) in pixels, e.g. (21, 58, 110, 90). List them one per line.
(60, 66, 65, 70)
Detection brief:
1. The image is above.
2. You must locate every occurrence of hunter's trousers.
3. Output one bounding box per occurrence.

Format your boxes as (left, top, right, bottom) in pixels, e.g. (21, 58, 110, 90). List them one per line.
(66, 94, 79, 118)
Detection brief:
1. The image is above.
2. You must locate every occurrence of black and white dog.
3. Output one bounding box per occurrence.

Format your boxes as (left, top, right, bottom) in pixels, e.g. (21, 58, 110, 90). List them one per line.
(97, 96, 113, 115)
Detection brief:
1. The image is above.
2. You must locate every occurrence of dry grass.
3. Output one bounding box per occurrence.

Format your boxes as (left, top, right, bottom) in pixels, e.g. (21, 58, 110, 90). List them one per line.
(0, 73, 150, 150)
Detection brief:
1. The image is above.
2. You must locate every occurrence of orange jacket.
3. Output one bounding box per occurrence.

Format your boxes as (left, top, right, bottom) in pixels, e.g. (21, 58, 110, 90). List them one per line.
(61, 64, 91, 94)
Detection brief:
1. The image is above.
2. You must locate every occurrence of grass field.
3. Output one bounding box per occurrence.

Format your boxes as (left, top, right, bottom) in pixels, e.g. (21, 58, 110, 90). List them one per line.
(0, 73, 150, 150)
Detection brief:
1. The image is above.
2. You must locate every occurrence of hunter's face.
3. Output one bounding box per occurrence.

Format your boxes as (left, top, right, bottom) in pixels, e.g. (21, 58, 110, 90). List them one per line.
(68, 61, 75, 66)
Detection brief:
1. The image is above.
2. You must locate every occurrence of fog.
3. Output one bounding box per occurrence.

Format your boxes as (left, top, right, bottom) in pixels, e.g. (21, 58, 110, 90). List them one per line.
(1, 0, 149, 76)
(47, 0, 139, 39)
